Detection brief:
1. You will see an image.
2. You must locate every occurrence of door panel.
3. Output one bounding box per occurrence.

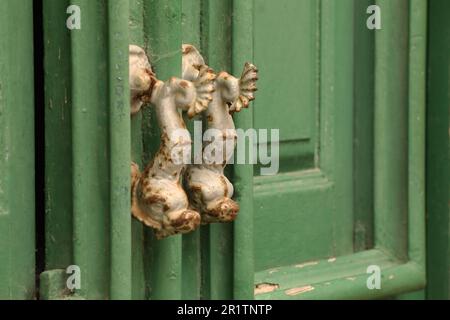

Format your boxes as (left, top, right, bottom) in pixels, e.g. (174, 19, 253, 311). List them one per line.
(253, 0, 354, 271)
(251, 0, 427, 299)
(254, 0, 317, 172)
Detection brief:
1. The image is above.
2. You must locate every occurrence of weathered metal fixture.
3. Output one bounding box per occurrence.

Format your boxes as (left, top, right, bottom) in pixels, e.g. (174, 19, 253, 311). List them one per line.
(182, 44, 258, 223)
(129, 44, 216, 239)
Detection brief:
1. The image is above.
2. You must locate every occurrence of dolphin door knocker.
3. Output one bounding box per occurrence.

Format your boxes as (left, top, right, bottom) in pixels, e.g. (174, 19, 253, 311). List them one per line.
(182, 44, 258, 223)
(129, 45, 216, 239)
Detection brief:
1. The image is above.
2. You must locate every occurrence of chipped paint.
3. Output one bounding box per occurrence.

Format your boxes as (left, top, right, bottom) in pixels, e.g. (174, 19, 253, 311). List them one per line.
(0, 205, 7, 216)
(254, 283, 279, 295)
(328, 257, 337, 263)
(268, 268, 280, 274)
(295, 261, 319, 268)
(285, 285, 315, 296)
(0, 162, 6, 216)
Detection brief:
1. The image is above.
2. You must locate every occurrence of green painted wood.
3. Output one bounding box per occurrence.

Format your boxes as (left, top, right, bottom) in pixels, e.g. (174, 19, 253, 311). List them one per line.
(143, 0, 183, 300)
(252, 0, 426, 299)
(181, 0, 201, 46)
(374, 0, 409, 260)
(199, 0, 234, 300)
(44, 0, 135, 300)
(395, 290, 425, 300)
(232, 0, 255, 300)
(252, 0, 354, 272)
(39, 269, 71, 300)
(129, 0, 147, 300)
(39, 0, 429, 301)
(253, 0, 317, 173)
(426, 0, 450, 300)
(255, 253, 426, 300)
(108, 0, 132, 299)
(320, 0, 354, 260)
(389, 1, 428, 300)
(181, 0, 202, 300)
(70, 0, 111, 299)
(0, 0, 36, 300)
(353, 0, 375, 252)
(407, 0, 426, 270)
(43, 0, 74, 271)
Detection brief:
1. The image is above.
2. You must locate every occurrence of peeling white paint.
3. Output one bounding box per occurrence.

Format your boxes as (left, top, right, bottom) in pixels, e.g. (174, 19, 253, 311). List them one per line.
(254, 283, 279, 295)
(285, 285, 315, 296)
(295, 261, 319, 269)
(0, 206, 8, 216)
(268, 268, 280, 274)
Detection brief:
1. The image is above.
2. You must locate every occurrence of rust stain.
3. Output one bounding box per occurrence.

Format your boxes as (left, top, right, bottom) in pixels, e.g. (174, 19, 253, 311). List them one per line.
(179, 80, 189, 88)
(145, 193, 167, 205)
(182, 45, 194, 54)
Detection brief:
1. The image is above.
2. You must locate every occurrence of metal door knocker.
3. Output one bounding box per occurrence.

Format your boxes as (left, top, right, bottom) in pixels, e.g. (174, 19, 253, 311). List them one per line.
(129, 44, 258, 238)
(182, 45, 258, 223)
(129, 45, 216, 239)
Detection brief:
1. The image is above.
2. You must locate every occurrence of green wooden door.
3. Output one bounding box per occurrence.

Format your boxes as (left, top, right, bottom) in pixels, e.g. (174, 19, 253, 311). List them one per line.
(0, 0, 444, 300)
(38, 0, 428, 300)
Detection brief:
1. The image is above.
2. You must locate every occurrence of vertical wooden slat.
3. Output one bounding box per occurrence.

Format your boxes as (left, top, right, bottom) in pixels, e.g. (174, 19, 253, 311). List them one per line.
(408, 0, 426, 268)
(0, 0, 35, 300)
(144, 0, 183, 300)
(71, 0, 110, 299)
(181, 0, 202, 300)
(374, 0, 409, 260)
(232, 0, 255, 300)
(108, 0, 132, 299)
(43, 0, 74, 271)
(321, 0, 355, 258)
(201, 0, 234, 300)
(396, 0, 427, 298)
(129, 0, 147, 300)
(426, 0, 450, 300)
(353, 0, 375, 252)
